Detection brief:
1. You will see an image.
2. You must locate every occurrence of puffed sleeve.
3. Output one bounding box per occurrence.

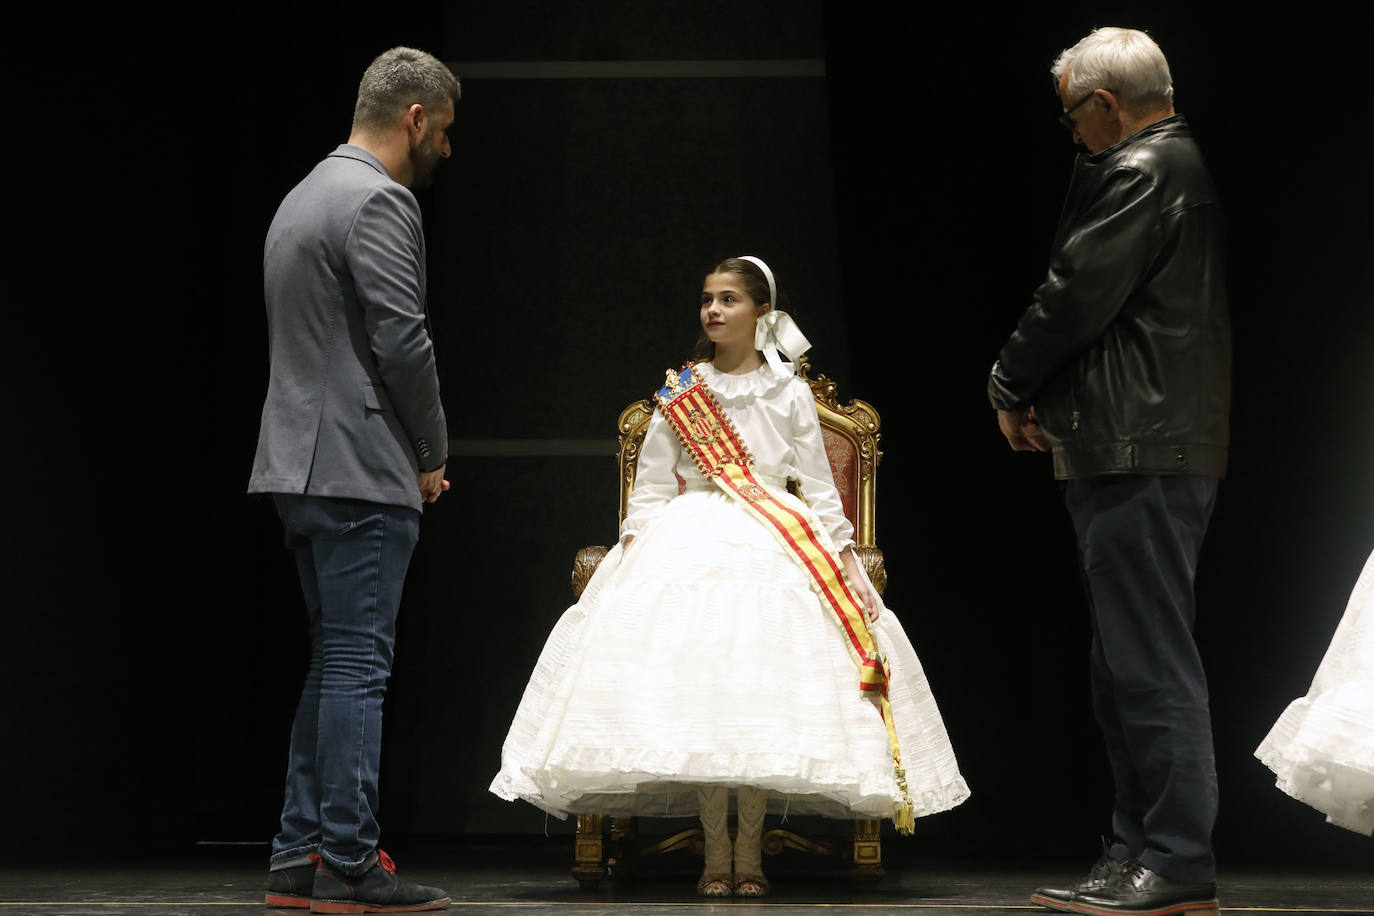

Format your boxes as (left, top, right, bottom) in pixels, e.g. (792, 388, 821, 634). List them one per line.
(619, 409, 683, 542)
(788, 380, 856, 552)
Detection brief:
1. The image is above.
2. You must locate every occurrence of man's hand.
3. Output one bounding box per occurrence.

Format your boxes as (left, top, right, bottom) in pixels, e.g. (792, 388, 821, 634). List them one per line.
(1023, 406, 1050, 452)
(418, 464, 450, 503)
(997, 408, 1049, 452)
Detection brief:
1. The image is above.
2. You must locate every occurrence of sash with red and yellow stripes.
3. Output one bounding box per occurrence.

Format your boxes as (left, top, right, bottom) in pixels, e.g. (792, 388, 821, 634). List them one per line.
(655, 364, 916, 833)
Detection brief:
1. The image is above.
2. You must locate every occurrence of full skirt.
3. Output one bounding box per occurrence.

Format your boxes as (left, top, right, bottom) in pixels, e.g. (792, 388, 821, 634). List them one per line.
(490, 487, 970, 823)
(1255, 549, 1374, 835)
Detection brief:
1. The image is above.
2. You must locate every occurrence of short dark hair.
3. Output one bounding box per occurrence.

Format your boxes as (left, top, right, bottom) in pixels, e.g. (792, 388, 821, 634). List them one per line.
(352, 47, 461, 133)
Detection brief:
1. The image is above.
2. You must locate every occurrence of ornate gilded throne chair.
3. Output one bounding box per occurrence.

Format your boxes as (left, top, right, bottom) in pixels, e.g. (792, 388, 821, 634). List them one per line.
(568, 357, 888, 888)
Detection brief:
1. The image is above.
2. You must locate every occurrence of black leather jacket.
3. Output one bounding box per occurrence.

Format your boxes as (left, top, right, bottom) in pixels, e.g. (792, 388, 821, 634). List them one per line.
(988, 116, 1231, 479)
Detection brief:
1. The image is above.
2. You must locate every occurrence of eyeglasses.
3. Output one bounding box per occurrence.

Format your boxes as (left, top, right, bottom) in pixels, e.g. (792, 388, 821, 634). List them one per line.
(1057, 88, 1117, 132)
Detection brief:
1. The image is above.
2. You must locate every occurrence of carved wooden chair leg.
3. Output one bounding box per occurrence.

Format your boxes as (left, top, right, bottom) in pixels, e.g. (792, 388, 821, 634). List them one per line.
(849, 818, 885, 884)
(608, 816, 639, 883)
(571, 813, 608, 889)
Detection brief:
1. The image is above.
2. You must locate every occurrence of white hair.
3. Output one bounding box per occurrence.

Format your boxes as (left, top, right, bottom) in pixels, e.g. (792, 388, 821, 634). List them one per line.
(1052, 27, 1174, 113)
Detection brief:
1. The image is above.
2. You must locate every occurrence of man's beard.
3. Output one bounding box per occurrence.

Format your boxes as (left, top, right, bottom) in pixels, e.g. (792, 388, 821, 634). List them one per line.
(409, 131, 443, 188)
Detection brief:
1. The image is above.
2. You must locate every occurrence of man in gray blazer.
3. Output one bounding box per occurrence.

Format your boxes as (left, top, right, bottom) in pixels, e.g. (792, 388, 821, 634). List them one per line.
(249, 47, 457, 913)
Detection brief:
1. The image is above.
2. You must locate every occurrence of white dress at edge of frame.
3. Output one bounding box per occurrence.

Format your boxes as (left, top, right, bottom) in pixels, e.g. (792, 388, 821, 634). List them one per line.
(490, 361, 970, 824)
(1256, 549, 1374, 835)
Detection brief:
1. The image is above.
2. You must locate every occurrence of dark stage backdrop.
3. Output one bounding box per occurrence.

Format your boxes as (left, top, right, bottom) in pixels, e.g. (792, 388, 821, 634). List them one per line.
(8, 1, 1372, 869)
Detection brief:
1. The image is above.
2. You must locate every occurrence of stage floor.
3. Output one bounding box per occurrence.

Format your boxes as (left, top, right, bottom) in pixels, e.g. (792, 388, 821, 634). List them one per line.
(1, 841, 1370, 915)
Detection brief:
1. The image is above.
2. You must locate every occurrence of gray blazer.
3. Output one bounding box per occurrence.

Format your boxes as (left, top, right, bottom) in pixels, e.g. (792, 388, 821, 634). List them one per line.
(249, 145, 447, 512)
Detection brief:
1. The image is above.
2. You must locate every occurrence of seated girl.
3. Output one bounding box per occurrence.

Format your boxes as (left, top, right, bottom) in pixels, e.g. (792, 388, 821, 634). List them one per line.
(491, 255, 969, 896)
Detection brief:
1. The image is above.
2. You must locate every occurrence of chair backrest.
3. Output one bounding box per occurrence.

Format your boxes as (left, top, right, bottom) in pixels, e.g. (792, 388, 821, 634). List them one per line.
(614, 357, 883, 546)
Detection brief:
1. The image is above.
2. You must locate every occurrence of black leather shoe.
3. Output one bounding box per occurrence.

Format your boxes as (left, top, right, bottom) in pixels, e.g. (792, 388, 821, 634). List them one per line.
(266, 854, 318, 908)
(309, 850, 450, 913)
(1070, 861, 1218, 916)
(1031, 847, 1128, 912)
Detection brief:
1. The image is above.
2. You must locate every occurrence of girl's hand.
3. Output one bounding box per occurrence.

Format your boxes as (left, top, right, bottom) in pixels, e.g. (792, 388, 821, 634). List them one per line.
(854, 577, 881, 624)
(841, 547, 881, 623)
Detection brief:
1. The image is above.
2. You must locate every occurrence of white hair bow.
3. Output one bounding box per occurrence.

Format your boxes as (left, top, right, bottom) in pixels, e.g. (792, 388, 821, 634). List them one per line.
(754, 309, 812, 377)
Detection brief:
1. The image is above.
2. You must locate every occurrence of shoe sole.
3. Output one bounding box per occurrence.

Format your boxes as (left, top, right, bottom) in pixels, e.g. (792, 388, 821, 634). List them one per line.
(1030, 892, 1077, 912)
(265, 892, 312, 908)
(309, 898, 451, 914)
(1067, 899, 1218, 916)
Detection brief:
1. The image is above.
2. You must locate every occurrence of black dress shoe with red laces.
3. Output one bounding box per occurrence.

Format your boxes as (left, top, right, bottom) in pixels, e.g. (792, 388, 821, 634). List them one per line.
(1069, 861, 1218, 916)
(266, 854, 318, 908)
(309, 849, 450, 914)
(1031, 846, 1128, 912)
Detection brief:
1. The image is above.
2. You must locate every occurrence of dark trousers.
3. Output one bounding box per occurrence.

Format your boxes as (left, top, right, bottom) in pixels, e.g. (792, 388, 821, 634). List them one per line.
(268, 494, 421, 874)
(1064, 474, 1219, 884)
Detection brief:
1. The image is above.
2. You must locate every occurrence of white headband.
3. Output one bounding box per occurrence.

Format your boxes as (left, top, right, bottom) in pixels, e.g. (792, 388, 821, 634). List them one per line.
(736, 254, 811, 377)
(738, 255, 777, 309)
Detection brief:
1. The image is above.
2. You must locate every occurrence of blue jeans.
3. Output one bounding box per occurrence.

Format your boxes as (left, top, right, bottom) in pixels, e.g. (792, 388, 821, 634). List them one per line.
(1064, 474, 1219, 885)
(268, 494, 420, 875)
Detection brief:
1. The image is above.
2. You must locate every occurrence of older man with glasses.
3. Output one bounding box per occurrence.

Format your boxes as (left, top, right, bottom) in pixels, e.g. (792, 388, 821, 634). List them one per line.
(987, 27, 1231, 916)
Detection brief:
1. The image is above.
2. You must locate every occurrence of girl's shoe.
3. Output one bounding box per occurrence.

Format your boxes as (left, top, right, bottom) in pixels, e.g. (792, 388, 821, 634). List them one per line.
(697, 874, 733, 897)
(733, 874, 770, 897)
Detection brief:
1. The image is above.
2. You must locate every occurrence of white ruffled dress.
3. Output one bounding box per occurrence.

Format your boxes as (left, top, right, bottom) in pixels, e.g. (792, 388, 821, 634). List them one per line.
(489, 362, 969, 824)
(1255, 549, 1374, 835)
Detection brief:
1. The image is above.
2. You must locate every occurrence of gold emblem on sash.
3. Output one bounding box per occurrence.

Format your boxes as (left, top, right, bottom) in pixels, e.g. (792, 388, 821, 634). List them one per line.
(664, 368, 687, 396)
(738, 483, 767, 502)
(685, 407, 721, 444)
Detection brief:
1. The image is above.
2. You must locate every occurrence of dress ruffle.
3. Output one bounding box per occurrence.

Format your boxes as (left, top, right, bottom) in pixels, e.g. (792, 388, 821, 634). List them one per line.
(694, 361, 795, 406)
(490, 488, 969, 825)
(1255, 549, 1374, 835)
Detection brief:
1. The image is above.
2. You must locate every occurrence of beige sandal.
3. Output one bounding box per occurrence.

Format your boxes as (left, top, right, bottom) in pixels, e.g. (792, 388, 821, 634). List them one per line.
(697, 876, 733, 897)
(733, 875, 770, 897)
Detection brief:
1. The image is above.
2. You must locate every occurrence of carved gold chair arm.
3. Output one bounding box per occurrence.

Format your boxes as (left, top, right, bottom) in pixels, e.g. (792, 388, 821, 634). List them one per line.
(853, 545, 887, 596)
(571, 546, 610, 598)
